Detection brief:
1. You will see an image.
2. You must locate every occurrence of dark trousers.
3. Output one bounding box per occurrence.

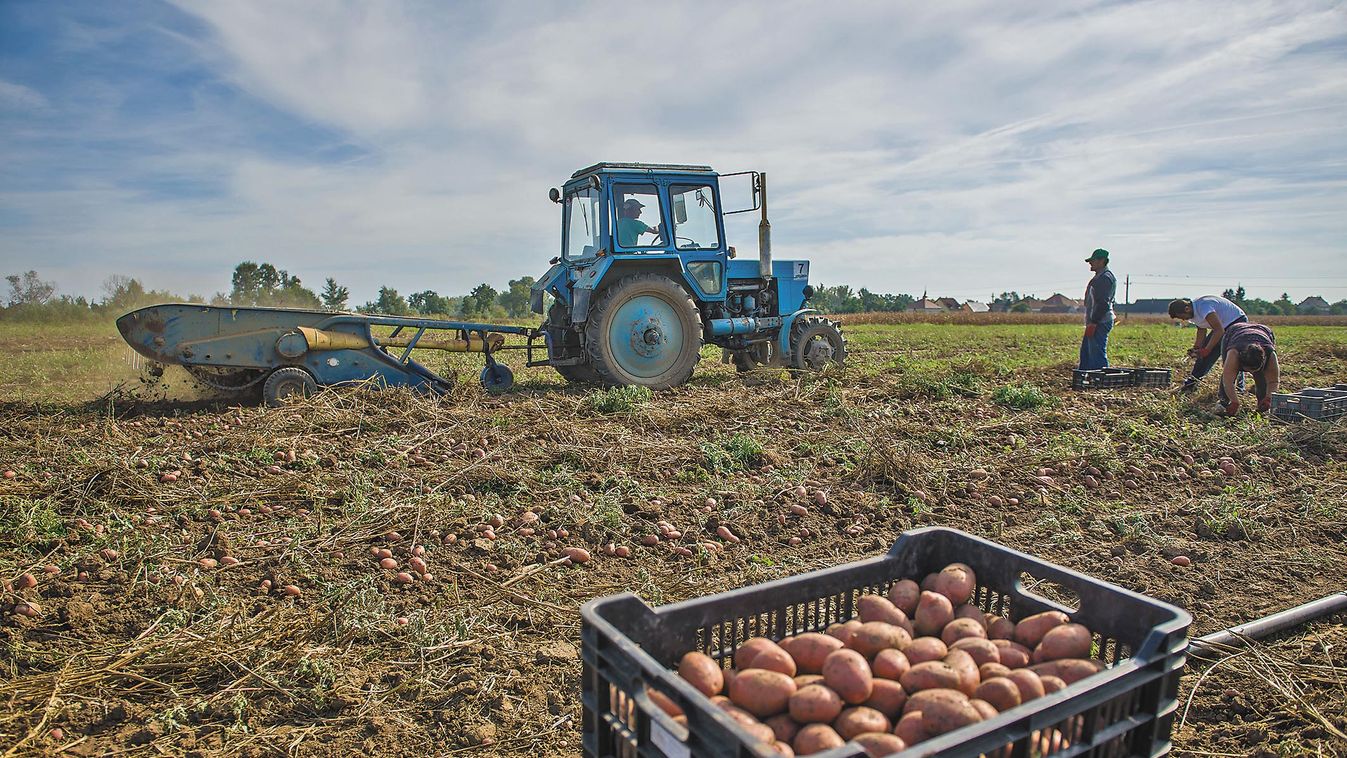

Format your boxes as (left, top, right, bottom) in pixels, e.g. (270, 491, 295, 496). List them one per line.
(1188, 316, 1247, 388)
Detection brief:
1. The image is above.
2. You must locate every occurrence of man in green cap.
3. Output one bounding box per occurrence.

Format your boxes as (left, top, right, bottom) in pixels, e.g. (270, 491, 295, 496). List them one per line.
(1079, 248, 1116, 370)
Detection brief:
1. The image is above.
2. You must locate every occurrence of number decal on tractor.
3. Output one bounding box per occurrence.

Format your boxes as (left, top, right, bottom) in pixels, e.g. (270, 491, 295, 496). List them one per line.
(794, 261, 809, 280)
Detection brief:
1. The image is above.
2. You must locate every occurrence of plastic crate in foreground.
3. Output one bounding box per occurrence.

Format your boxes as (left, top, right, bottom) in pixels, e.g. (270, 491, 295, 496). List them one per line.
(1270, 385, 1347, 422)
(1130, 368, 1172, 388)
(581, 527, 1191, 758)
(1071, 368, 1134, 390)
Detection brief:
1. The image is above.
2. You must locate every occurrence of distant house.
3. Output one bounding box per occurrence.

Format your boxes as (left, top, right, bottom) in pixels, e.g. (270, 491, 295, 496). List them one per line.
(936, 297, 961, 310)
(1040, 293, 1083, 314)
(1298, 296, 1330, 315)
(911, 298, 947, 312)
(1017, 298, 1047, 312)
(962, 300, 990, 313)
(1125, 298, 1175, 315)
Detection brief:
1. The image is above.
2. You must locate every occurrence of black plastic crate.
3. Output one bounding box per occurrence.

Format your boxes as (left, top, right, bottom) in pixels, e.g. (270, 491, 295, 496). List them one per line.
(1071, 368, 1134, 390)
(1270, 386, 1347, 422)
(1130, 368, 1172, 388)
(581, 527, 1191, 758)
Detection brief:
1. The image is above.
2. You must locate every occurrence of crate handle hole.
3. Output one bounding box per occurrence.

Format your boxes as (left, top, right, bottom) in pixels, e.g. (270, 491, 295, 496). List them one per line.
(1016, 572, 1081, 613)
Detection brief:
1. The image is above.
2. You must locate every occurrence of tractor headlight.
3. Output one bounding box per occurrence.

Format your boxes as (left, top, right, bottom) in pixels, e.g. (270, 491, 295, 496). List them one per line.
(686, 261, 723, 296)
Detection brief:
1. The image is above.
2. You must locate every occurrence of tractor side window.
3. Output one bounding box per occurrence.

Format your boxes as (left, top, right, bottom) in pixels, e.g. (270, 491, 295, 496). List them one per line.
(565, 187, 600, 260)
(670, 184, 720, 251)
(613, 184, 664, 250)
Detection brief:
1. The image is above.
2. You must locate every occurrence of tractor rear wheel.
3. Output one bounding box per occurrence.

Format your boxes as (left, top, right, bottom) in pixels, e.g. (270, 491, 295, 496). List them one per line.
(555, 363, 602, 384)
(263, 367, 317, 407)
(790, 316, 846, 371)
(585, 273, 701, 389)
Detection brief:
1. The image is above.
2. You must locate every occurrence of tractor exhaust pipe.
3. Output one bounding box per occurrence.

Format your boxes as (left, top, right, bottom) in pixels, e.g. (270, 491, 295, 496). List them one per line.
(758, 172, 772, 279)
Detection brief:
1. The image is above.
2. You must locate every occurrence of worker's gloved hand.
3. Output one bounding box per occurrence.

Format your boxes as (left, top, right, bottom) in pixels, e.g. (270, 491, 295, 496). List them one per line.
(1084, 323, 1097, 338)
(1196, 347, 1212, 358)
(1257, 397, 1272, 413)
(1221, 399, 1240, 416)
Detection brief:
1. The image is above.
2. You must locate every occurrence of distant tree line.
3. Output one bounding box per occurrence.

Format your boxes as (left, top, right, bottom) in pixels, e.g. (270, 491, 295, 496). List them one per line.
(809, 285, 915, 314)
(1218, 284, 1347, 316)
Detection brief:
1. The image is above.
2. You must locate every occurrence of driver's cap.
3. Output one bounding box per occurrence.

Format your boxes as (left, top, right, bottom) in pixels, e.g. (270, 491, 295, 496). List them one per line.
(623, 198, 645, 209)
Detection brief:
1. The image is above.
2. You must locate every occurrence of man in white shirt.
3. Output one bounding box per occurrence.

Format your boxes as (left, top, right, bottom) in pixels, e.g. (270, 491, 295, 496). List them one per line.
(1167, 295, 1248, 392)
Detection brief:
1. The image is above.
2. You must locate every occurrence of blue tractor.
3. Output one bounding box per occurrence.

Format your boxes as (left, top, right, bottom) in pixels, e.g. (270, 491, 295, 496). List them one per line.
(116, 162, 842, 404)
(532, 162, 845, 388)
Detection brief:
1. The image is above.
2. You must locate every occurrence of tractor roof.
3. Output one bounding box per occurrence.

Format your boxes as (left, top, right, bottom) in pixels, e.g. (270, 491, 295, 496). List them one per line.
(571, 162, 716, 179)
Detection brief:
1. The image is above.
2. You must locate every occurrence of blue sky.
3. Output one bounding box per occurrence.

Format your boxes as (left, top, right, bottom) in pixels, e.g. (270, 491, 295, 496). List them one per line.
(2, 0, 1345, 305)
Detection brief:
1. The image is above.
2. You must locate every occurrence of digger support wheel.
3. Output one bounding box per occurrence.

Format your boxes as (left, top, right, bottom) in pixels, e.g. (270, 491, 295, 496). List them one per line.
(263, 367, 317, 407)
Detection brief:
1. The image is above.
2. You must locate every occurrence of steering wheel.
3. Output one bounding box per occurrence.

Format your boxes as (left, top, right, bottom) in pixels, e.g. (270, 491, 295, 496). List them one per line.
(675, 236, 698, 247)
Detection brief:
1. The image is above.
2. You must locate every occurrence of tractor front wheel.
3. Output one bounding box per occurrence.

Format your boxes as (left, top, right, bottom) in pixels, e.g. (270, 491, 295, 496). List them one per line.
(585, 273, 702, 389)
(790, 316, 847, 371)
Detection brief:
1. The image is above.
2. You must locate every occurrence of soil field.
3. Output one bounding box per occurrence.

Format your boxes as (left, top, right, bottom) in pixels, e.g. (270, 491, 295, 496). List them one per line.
(1, 320, 1345, 757)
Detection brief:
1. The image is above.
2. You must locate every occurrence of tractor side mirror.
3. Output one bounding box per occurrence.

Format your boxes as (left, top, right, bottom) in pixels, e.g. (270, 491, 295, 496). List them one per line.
(673, 195, 688, 224)
(549, 188, 561, 203)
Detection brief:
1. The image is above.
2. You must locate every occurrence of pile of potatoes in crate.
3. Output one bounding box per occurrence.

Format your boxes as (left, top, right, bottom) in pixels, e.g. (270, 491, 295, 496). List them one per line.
(650, 563, 1103, 756)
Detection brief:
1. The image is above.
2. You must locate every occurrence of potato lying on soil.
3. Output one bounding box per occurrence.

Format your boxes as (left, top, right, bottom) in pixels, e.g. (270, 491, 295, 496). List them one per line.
(729, 668, 797, 717)
(678, 652, 724, 697)
(822, 648, 874, 704)
(779, 633, 843, 674)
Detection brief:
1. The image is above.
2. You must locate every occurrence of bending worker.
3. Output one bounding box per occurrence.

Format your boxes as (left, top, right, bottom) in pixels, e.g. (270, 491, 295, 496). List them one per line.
(1167, 295, 1247, 392)
(1079, 249, 1116, 370)
(1216, 321, 1279, 415)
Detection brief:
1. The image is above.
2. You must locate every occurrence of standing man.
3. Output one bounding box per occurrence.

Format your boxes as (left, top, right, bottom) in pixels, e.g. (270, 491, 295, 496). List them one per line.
(1167, 295, 1248, 392)
(1079, 248, 1116, 370)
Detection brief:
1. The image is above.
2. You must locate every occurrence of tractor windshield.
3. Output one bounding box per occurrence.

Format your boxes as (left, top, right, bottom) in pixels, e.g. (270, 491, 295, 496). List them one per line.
(670, 184, 720, 251)
(565, 187, 601, 260)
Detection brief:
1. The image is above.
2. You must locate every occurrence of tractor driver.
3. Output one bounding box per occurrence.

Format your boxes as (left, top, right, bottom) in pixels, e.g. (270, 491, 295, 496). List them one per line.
(617, 198, 662, 247)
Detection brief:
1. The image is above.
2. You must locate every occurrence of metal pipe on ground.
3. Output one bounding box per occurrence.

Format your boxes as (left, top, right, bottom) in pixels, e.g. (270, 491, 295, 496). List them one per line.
(1191, 592, 1347, 654)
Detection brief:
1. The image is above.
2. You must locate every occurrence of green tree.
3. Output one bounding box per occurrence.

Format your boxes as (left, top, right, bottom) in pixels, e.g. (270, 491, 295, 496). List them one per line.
(408, 290, 454, 315)
(320, 278, 350, 311)
(1273, 292, 1295, 316)
(498, 276, 535, 318)
(364, 286, 411, 315)
(5, 271, 57, 306)
(462, 283, 499, 317)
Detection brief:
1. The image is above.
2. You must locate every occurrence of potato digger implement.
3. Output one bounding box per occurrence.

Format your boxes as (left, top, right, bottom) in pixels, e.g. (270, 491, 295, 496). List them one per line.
(119, 163, 845, 405)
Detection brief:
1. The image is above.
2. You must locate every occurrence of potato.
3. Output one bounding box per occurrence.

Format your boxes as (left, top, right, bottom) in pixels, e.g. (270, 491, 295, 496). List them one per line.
(970, 698, 999, 721)
(765, 713, 801, 743)
(918, 688, 983, 737)
(1040, 675, 1067, 694)
(647, 687, 684, 717)
(899, 660, 963, 694)
(887, 579, 921, 616)
(953, 604, 987, 628)
(723, 668, 738, 693)
(1004, 669, 1045, 702)
(1013, 611, 1069, 649)
(931, 563, 976, 606)
(871, 649, 910, 681)
(852, 732, 906, 757)
(903, 637, 948, 665)
(678, 652, 724, 697)
(739, 719, 778, 744)
(979, 662, 1012, 680)
(715, 699, 760, 728)
(941, 617, 987, 646)
(794, 674, 825, 688)
(792, 723, 845, 755)
(863, 679, 908, 719)
(975, 677, 1022, 712)
(1029, 658, 1104, 685)
(834, 706, 891, 740)
(914, 591, 954, 637)
(920, 572, 938, 592)
(987, 616, 1016, 640)
(753, 646, 799, 677)
(771, 741, 795, 757)
(822, 649, 874, 704)
(949, 638, 999, 667)
(858, 595, 913, 634)
(780, 633, 844, 675)
(846, 621, 911, 659)
(729, 668, 797, 717)
(737, 637, 782, 669)
(990, 639, 1032, 668)
(894, 710, 926, 745)
(1033, 623, 1092, 662)
(943, 649, 980, 696)
(826, 620, 863, 646)
(789, 683, 843, 724)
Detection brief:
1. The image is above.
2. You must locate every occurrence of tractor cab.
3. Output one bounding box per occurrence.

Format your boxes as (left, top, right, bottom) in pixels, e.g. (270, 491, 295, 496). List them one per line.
(532, 162, 844, 388)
